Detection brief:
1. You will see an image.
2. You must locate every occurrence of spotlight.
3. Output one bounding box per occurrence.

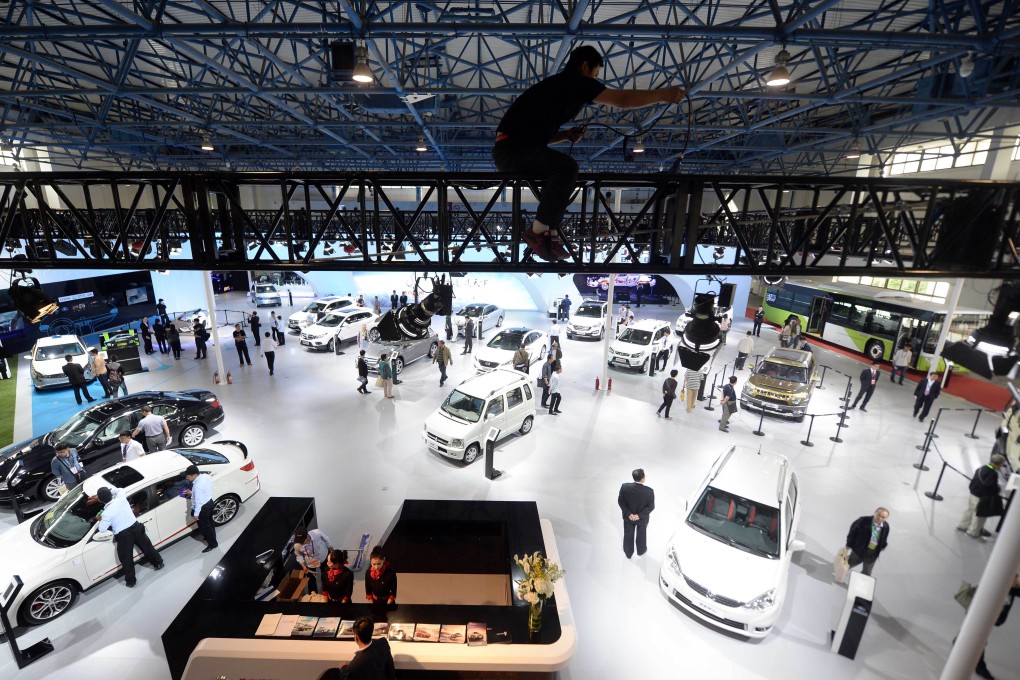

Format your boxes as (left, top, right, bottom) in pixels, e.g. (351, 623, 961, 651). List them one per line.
(942, 283, 1020, 379)
(352, 45, 374, 83)
(633, 136, 645, 154)
(415, 135, 428, 152)
(958, 53, 975, 79)
(324, 243, 335, 255)
(766, 49, 792, 87)
(846, 140, 861, 159)
(763, 275, 785, 286)
(7, 275, 59, 323)
(527, 273, 542, 279)
(712, 246, 726, 261)
(201, 132, 214, 151)
(374, 279, 453, 341)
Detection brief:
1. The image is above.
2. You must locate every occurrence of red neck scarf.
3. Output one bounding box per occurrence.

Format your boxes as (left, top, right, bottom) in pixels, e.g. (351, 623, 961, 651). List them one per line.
(369, 561, 390, 580)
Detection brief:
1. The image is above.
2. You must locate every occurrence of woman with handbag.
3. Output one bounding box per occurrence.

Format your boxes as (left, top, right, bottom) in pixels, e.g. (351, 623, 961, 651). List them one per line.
(378, 354, 394, 399)
(683, 368, 703, 413)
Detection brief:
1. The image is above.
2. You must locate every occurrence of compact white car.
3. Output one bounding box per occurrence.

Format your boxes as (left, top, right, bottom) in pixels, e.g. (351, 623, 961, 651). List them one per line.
(608, 319, 672, 372)
(27, 335, 94, 390)
(423, 369, 536, 464)
(300, 308, 378, 352)
(172, 309, 209, 335)
(454, 303, 505, 337)
(566, 300, 609, 340)
(249, 284, 282, 307)
(287, 296, 357, 333)
(0, 444, 260, 627)
(473, 327, 548, 373)
(659, 446, 803, 638)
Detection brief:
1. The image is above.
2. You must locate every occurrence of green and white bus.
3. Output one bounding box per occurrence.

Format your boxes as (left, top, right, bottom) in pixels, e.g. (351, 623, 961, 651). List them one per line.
(761, 280, 991, 372)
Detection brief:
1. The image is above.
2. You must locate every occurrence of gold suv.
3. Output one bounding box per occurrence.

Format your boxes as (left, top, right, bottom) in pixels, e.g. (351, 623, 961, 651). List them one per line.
(740, 348, 817, 421)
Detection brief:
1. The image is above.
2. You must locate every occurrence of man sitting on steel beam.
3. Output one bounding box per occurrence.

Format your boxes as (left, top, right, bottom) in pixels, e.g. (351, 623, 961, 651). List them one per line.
(493, 45, 685, 262)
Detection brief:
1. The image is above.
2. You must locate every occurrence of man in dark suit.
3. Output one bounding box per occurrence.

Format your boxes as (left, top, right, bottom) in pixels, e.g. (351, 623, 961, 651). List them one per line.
(618, 468, 655, 558)
(845, 507, 890, 576)
(849, 361, 881, 412)
(913, 373, 942, 421)
(390, 290, 399, 310)
(62, 355, 95, 404)
(339, 616, 395, 680)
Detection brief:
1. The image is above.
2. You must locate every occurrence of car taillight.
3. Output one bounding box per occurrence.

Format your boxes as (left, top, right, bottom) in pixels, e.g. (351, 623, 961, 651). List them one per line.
(240, 461, 255, 472)
(210, 399, 221, 409)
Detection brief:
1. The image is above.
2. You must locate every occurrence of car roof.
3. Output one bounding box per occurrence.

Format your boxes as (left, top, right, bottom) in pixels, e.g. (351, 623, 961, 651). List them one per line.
(710, 447, 790, 506)
(494, 327, 533, 335)
(453, 368, 528, 397)
(763, 348, 813, 367)
(82, 450, 192, 493)
(627, 319, 669, 330)
(81, 391, 204, 418)
(326, 308, 374, 318)
(36, 335, 85, 346)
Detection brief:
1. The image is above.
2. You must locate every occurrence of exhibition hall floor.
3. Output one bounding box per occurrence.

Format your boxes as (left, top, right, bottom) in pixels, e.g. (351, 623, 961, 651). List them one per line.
(1, 295, 1016, 680)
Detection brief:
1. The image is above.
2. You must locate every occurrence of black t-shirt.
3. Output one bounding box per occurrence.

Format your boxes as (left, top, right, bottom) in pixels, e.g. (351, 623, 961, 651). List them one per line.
(497, 69, 606, 146)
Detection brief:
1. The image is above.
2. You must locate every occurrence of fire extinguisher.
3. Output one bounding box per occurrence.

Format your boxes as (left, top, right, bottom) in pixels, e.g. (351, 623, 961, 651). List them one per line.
(608, 377, 612, 391)
(226, 371, 233, 384)
(595, 376, 600, 390)
(213, 371, 220, 384)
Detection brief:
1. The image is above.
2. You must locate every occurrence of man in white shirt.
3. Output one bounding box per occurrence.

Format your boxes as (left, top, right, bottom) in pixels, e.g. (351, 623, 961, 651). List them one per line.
(95, 486, 163, 587)
(275, 314, 286, 346)
(118, 431, 146, 462)
(736, 331, 755, 370)
(655, 329, 672, 371)
(891, 342, 912, 385)
(184, 465, 218, 552)
(132, 405, 171, 451)
(294, 526, 332, 592)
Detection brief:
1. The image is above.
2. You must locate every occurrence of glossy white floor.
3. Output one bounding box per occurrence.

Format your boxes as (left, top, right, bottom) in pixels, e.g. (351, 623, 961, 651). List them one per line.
(1, 293, 1016, 680)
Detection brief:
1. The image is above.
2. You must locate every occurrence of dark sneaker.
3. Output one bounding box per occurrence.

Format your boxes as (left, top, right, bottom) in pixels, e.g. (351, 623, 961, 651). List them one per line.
(523, 227, 554, 261)
(548, 236, 571, 260)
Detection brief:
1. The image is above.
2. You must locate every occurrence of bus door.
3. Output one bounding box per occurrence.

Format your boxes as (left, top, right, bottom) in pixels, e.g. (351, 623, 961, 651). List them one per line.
(897, 316, 931, 367)
(807, 297, 830, 334)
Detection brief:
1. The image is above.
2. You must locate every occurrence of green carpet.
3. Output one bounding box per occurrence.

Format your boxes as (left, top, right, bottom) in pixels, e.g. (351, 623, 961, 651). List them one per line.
(0, 363, 15, 448)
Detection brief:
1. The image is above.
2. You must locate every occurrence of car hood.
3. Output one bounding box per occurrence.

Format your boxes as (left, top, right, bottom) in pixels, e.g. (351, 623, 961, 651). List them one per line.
(289, 311, 316, 323)
(0, 434, 49, 466)
(668, 525, 782, 604)
(569, 316, 602, 327)
(609, 339, 648, 353)
(425, 409, 474, 436)
(475, 346, 514, 364)
(0, 517, 70, 584)
(35, 355, 87, 375)
(303, 322, 333, 335)
(747, 375, 807, 392)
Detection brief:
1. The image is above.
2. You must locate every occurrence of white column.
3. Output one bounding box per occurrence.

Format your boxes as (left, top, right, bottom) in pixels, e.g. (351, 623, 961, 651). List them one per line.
(600, 275, 615, 390)
(203, 272, 227, 381)
(929, 278, 964, 374)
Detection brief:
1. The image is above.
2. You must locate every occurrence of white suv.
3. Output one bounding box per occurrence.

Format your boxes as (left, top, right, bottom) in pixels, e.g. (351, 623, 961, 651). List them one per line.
(28, 335, 94, 390)
(300, 308, 378, 352)
(288, 296, 356, 333)
(566, 300, 608, 340)
(659, 446, 803, 638)
(608, 319, 671, 372)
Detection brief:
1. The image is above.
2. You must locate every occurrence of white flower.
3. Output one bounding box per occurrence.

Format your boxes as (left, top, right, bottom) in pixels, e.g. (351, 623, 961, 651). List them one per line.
(523, 591, 539, 604)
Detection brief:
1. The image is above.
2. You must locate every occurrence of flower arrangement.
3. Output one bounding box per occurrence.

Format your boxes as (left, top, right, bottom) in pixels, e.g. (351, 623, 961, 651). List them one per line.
(513, 551, 565, 604)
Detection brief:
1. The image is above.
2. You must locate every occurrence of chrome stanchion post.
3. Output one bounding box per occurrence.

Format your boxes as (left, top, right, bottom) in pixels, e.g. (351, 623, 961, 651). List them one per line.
(753, 409, 766, 437)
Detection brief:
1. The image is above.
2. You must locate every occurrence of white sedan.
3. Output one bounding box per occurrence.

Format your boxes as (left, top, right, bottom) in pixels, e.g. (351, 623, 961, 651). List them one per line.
(0, 444, 260, 627)
(473, 327, 549, 373)
(27, 334, 94, 390)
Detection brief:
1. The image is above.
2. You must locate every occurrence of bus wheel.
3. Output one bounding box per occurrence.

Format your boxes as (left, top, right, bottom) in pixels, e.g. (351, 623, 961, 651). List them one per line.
(864, 340, 884, 361)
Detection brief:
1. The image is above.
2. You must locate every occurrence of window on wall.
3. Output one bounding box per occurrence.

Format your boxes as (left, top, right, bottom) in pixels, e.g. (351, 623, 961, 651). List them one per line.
(833, 277, 950, 303)
(887, 139, 990, 175)
(1012, 136, 1020, 162)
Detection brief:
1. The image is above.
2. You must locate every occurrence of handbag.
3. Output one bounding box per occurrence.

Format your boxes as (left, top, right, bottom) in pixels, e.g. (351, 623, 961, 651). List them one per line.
(727, 401, 738, 415)
(56, 482, 69, 497)
(375, 376, 385, 387)
(976, 494, 1005, 518)
(955, 581, 977, 610)
(833, 546, 851, 584)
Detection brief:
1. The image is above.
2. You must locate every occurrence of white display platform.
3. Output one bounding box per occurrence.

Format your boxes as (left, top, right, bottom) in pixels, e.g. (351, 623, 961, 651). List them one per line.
(180, 519, 576, 680)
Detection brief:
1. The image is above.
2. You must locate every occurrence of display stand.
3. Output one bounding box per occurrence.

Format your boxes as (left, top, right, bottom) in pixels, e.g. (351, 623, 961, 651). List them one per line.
(101, 329, 146, 375)
(485, 427, 502, 480)
(830, 571, 875, 660)
(0, 576, 54, 668)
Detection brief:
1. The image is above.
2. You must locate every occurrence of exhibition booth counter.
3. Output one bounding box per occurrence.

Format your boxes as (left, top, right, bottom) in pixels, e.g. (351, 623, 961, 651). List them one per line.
(162, 498, 575, 680)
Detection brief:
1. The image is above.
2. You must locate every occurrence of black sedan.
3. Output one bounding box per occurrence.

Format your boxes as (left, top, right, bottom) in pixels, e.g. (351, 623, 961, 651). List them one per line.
(0, 390, 225, 504)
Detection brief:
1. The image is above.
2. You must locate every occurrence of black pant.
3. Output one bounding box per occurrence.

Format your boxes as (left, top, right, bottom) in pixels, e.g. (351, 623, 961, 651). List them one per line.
(276, 330, 285, 346)
(658, 395, 675, 417)
(115, 522, 162, 584)
(142, 336, 154, 354)
(71, 382, 94, 404)
(171, 341, 182, 359)
(492, 142, 579, 229)
(0, 356, 7, 380)
(541, 382, 550, 406)
(656, 350, 669, 371)
(623, 520, 648, 558)
(735, 352, 748, 370)
(264, 351, 275, 375)
(196, 500, 217, 548)
(236, 343, 251, 365)
(195, 340, 207, 358)
(155, 336, 168, 353)
(548, 393, 561, 413)
(852, 385, 875, 409)
(438, 362, 448, 384)
(463, 334, 473, 353)
(914, 395, 935, 420)
(252, 329, 261, 346)
(752, 320, 763, 336)
(271, 327, 279, 343)
(97, 373, 111, 397)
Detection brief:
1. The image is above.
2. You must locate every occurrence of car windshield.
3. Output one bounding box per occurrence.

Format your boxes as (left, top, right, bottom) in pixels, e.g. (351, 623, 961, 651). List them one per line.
(617, 328, 652, 345)
(255, 285, 277, 294)
(686, 486, 780, 558)
(51, 413, 102, 447)
(303, 301, 327, 313)
(34, 484, 105, 549)
(441, 390, 484, 423)
(757, 361, 807, 383)
(318, 314, 344, 328)
(36, 343, 83, 360)
(575, 304, 602, 318)
(460, 305, 485, 317)
(487, 332, 525, 351)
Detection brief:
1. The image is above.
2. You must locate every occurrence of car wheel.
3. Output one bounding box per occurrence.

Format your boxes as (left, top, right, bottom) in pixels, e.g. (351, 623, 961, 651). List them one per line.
(519, 415, 534, 435)
(394, 357, 404, 374)
(327, 338, 335, 352)
(865, 340, 884, 361)
(496, 315, 504, 327)
(211, 494, 241, 526)
(179, 424, 206, 447)
(641, 357, 649, 372)
(368, 328, 381, 342)
(20, 580, 79, 626)
(538, 346, 546, 363)
(599, 327, 605, 340)
(428, 342, 438, 359)
(463, 443, 481, 464)
(38, 475, 64, 503)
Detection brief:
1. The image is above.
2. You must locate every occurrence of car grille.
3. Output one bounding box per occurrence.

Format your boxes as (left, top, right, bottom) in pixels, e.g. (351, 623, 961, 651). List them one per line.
(670, 587, 748, 631)
(426, 432, 449, 446)
(300, 332, 316, 342)
(288, 321, 301, 329)
(479, 360, 499, 368)
(752, 388, 793, 403)
(683, 575, 743, 608)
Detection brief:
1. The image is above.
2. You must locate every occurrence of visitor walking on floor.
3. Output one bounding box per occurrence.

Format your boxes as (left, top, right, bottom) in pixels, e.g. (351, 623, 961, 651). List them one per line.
(548, 366, 562, 414)
(718, 375, 738, 432)
(356, 350, 371, 394)
(167, 324, 182, 360)
(844, 507, 891, 576)
(260, 332, 277, 376)
(957, 454, 1006, 539)
(657, 370, 679, 419)
(433, 340, 453, 387)
(683, 368, 703, 413)
(232, 323, 252, 366)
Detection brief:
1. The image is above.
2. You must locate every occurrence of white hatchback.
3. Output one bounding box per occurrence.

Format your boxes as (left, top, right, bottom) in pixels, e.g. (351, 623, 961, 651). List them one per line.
(28, 334, 94, 390)
(0, 444, 260, 627)
(659, 446, 803, 638)
(300, 308, 378, 351)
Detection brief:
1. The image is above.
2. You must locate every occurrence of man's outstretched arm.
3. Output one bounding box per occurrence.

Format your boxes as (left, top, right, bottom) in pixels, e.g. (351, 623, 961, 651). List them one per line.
(595, 86, 685, 109)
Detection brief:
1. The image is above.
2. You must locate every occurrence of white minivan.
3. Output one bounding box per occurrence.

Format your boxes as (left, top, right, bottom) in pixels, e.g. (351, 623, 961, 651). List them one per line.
(423, 369, 536, 464)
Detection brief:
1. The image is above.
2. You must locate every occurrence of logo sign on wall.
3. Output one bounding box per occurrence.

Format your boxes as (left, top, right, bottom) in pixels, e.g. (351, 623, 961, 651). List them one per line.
(571, 274, 678, 304)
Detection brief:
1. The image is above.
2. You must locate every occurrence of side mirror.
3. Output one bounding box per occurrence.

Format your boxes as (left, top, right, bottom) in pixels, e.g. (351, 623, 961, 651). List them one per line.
(789, 539, 806, 553)
(93, 530, 114, 542)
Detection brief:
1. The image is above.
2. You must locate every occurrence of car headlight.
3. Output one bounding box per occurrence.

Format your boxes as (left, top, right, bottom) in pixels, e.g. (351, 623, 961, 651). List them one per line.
(666, 545, 682, 577)
(789, 394, 809, 405)
(744, 386, 756, 397)
(743, 588, 776, 612)
(450, 439, 464, 448)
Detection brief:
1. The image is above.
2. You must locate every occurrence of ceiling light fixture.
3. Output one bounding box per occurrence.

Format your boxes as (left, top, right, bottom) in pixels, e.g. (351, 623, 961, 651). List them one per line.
(633, 136, 645, 154)
(766, 48, 792, 87)
(958, 53, 975, 79)
(200, 132, 214, 151)
(352, 45, 374, 84)
(846, 139, 861, 159)
(7, 275, 59, 323)
(415, 135, 428, 152)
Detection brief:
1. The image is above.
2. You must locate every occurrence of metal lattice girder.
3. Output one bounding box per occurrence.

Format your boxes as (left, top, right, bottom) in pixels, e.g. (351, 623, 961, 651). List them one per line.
(0, 2, 1017, 174)
(1, 170, 1018, 278)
